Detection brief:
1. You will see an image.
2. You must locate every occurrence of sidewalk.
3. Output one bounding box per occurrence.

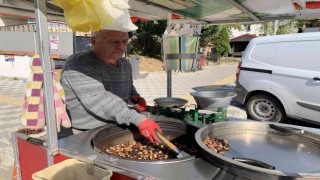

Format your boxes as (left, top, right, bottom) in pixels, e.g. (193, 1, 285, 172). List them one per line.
(0, 62, 245, 180)
(134, 63, 246, 119)
(0, 78, 24, 180)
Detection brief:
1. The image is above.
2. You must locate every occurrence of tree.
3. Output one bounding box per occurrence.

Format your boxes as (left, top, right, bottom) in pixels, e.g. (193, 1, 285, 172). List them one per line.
(200, 25, 231, 60)
(199, 25, 219, 47)
(129, 21, 233, 59)
(261, 19, 314, 35)
(127, 20, 166, 58)
(214, 26, 231, 58)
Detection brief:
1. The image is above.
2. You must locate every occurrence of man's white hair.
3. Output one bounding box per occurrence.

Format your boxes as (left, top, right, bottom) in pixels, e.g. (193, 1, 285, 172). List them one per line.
(91, 31, 100, 37)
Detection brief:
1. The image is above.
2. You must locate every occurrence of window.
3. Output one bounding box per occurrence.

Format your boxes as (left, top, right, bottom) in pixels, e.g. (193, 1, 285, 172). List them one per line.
(276, 40, 320, 71)
(250, 43, 279, 65)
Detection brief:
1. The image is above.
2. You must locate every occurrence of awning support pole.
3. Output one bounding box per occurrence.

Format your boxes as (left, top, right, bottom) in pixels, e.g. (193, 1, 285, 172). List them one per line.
(273, 20, 279, 35)
(11, 132, 22, 180)
(34, 0, 58, 166)
(167, 70, 172, 97)
(224, 0, 260, 21)
(167, 12, 172, 97)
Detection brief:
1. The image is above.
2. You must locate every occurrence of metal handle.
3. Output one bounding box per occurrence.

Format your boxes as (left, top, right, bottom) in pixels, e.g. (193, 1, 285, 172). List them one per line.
(155, 131, 181, 154)
(232, 157, 275, 170)
(232, 157, 301, 177)
(269, 124, 304, 134)
(26, 137, 47, 147)
(313, 77, 320, 81)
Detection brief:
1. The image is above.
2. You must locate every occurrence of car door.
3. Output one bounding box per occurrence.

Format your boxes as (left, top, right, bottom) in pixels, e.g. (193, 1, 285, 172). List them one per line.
(270, 40, 320, 122)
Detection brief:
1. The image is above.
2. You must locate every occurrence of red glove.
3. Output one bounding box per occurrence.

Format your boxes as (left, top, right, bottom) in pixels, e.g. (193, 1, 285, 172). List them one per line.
(131, 96, 147, 111)
(138, 118, 162, 143)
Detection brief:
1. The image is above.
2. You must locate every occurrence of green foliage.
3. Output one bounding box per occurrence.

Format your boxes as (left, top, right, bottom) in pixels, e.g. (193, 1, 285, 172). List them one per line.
(13, 77, 18, 80)
(199, 25, 219, 47)
(261, 19, 315, 35)
(214, 26, 231, 58)
(199, 25, 231, 58)
(200, 24, 241, 48)
(225, 24, 243, 31)
(128, 21, 232, 59)
(127, 20, 167, 58)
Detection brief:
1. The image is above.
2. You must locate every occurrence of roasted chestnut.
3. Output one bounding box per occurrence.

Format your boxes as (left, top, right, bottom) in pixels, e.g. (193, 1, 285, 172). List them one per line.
(106, 139, 199, 160)
(203, 136, 229, 155)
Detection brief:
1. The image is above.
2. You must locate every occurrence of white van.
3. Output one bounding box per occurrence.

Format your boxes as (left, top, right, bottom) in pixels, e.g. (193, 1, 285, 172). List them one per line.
(234, 32, 320, 124)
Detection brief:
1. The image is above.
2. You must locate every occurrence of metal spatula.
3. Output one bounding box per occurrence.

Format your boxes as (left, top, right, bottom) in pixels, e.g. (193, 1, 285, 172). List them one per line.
(155, 131, 190, 158)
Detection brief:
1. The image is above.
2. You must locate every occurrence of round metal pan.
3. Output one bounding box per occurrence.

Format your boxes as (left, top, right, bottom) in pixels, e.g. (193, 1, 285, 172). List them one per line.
(153, 97, 188, 108)
(92, 120, 201, 163)
(190, 90, 236, 110)
(195, 121, 320, 179)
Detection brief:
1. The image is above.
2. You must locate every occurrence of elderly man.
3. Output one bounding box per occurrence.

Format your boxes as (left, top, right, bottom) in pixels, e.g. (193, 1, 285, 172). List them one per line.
(60, 29, 162, 142)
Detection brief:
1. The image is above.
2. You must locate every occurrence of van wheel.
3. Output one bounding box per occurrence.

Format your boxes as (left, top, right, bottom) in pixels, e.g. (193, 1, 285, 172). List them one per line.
(246, 94, 286, 122)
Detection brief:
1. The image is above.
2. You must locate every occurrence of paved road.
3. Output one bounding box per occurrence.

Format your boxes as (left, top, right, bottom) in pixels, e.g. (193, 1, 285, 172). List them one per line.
(135, 63, 238, 105)
(0, 63, 240, 180)
(0, 78, 25, 180)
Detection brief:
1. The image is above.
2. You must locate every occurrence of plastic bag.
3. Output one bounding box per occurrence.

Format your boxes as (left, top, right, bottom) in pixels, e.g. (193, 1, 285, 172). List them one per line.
(54, 0, 137, 32)
(53, 0, 112, 32)
(101, 0, 138, 32)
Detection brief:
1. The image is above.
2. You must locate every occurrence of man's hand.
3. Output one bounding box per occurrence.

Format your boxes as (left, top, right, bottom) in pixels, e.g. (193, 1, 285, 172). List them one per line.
(138, 118, 162, 143)
(131, 96, 147, 111)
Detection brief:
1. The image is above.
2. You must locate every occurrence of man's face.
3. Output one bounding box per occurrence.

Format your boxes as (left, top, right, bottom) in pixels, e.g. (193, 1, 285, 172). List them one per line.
(91, 30, 129, 62)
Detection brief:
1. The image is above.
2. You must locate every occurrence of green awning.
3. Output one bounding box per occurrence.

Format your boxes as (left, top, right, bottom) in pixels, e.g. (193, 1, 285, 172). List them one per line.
(128, 0, 320, 24)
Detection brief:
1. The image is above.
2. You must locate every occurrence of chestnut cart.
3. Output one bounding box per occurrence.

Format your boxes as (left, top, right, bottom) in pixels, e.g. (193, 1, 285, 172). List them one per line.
(10, 1, 320, 180)
(57, 119, 320, 180)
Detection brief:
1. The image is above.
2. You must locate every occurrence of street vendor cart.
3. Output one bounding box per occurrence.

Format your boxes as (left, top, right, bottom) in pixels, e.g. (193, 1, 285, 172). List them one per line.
(11, 0, 320, 179)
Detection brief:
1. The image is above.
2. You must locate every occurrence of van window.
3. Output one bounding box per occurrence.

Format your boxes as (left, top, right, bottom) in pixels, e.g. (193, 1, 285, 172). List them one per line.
(250, 43, 279, 65)
(276, 40, 320, 71)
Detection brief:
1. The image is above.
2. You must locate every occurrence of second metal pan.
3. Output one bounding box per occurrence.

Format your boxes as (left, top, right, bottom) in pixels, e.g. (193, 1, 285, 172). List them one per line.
(154, 97, 188, 108)
(195, 121, 320, 179)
